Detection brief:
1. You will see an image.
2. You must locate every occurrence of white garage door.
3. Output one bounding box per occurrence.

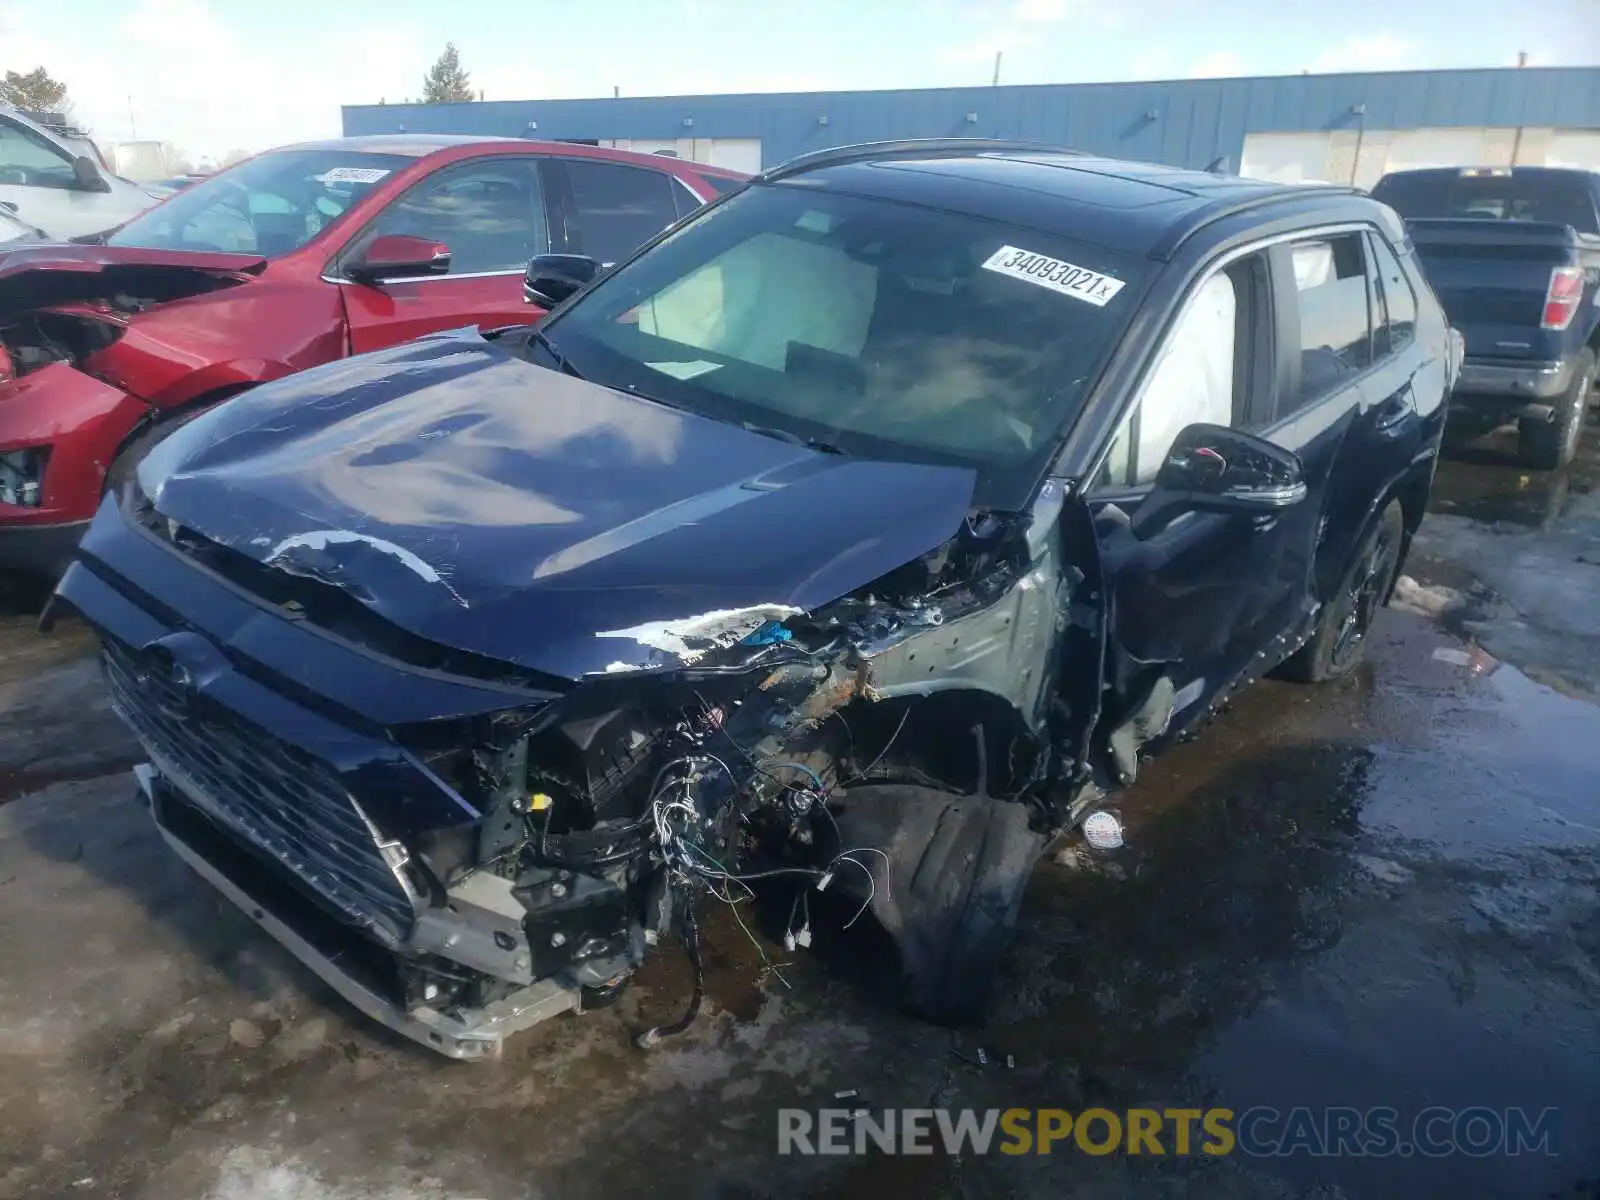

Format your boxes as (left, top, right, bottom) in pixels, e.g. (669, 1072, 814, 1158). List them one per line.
(1545, 131, 1600, 169)
(706, 138, 762, 174)
(1384, 128, 1493, 172)
(608, 139, 679, 157)
(1240, 133, 1334, 183)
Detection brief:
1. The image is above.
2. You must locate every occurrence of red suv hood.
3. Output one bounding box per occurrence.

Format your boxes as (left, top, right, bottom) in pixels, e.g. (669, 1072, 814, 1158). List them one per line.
(0, 243, 267, 317)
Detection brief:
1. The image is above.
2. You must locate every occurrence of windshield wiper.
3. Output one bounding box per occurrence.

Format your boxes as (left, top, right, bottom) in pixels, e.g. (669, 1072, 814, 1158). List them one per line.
(739, 421, 846, 456)
(530, 327, 583, 379)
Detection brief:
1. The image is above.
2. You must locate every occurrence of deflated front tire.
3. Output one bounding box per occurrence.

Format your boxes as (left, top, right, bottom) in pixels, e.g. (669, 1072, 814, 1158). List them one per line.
(833, 784, 1044, 1025)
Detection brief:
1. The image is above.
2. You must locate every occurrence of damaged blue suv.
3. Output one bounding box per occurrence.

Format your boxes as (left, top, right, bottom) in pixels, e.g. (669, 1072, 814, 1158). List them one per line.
(48, 140, 1455, 1057)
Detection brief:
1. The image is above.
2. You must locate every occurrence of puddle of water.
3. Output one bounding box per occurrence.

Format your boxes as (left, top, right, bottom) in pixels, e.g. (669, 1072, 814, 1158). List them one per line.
(1429, 424, 1599, 530)
(1359, 662, 1600, 858)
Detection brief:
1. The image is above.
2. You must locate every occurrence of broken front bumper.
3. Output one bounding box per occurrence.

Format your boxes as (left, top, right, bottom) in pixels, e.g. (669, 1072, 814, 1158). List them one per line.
(0, 363, 152, 571)
(54, 504, 593, 1059)
(137, 764, 579, 1059)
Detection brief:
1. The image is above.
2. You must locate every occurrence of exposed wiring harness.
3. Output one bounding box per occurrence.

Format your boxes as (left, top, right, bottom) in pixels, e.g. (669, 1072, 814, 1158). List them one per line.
(632, 743, 892, 1048)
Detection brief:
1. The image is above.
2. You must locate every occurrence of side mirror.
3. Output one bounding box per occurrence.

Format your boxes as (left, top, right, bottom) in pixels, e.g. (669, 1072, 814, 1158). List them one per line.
(524, 253, 602, 308)
(72, 155, 111, 194)
(345, 234, 451, 284)
(1130, 423, 1306, 540)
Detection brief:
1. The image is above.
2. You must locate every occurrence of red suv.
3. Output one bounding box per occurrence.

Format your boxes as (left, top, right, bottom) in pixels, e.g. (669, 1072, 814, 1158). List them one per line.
(0, 135, 745, 575)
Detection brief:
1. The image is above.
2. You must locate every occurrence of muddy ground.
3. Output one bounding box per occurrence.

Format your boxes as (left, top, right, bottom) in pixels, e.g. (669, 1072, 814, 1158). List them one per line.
(1, 424, 1598, 1200)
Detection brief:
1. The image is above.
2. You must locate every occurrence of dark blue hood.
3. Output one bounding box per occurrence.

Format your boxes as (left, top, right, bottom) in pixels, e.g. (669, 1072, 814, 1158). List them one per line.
(137, 329, 977, 680)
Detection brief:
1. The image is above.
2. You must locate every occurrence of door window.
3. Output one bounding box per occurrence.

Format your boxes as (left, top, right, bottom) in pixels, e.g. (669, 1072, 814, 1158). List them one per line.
(0, 118, 76, 190)
(1367, 233, 1417, 358)
(362, 159, 546, 276)
(556, 159, 679, 264)
(1101, 270, 1242, 486)
(1285, 233, 1372, 410)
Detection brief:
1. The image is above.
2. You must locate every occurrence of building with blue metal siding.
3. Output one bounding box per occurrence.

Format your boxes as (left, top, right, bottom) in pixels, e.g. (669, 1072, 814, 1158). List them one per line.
(343, 67, 1600, 186)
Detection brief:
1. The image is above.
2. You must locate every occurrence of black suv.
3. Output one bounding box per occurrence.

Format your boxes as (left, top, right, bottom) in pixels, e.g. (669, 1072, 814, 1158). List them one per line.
(50, 140, 1455, 1058)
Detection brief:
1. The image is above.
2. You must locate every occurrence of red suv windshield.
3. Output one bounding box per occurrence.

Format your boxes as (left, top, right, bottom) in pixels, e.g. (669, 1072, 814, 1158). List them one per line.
(108, 149, 410, 256)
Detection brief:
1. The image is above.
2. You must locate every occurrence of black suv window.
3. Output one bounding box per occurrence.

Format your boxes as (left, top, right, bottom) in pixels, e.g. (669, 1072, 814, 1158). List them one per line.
(1100, 252, 1273, 487)
(362, 159, 546, 276)
(1367, 232, 1417, 357)
(555, 159, 679, 264)
(1284, 233, 1373, 409)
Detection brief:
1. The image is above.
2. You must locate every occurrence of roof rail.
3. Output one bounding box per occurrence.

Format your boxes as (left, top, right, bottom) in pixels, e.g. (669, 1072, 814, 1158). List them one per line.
(759, 138, 1084, 183)
(1149, 184, 1367, 260)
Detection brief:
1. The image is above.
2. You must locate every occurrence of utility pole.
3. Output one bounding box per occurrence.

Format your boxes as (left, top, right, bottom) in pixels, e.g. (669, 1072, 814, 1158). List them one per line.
(1511, 52, 1529, 163)
(128, 95, 137, 140)
(992, 51, 1003, 86)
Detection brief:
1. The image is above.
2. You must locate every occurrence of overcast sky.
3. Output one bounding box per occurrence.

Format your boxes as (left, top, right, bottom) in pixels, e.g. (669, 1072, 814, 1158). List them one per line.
(3, 0, 1597, 162)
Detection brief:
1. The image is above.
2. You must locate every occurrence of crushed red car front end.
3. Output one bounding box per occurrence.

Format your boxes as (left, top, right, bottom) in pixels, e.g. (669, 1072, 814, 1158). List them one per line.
(0, 246, 266, 575)
(0, 363, 150, 572)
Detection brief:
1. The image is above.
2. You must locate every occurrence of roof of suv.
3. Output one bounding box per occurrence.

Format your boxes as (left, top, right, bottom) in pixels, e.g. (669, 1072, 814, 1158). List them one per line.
(764, 141, 1368, 258)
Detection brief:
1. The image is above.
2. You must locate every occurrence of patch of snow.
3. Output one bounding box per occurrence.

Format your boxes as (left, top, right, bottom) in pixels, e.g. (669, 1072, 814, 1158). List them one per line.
(1391, 575, 1465, 619)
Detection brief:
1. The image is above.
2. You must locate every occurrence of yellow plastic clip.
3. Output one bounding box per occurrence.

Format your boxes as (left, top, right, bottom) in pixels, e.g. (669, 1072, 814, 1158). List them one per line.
(529, 792, 554, 811)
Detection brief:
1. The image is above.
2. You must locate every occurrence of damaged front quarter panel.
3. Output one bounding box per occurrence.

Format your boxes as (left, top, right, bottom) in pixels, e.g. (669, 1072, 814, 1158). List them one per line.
(846, 478, 1076, 733)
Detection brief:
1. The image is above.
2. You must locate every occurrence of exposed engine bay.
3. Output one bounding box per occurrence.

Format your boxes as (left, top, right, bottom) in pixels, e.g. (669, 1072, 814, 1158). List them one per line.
(0, 265, 247, 382)
(103, 466, 1108, 1059)
(327, 489, 1103, 1053)
(0, 308, 126, 380)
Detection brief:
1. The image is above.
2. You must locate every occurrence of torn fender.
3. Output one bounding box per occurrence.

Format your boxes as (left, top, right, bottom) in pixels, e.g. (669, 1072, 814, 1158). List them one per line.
(0, 243, 265, 318)
(138, 329, 979, 680)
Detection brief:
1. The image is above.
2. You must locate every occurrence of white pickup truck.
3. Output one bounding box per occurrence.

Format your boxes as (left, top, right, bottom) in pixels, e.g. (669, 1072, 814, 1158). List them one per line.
(0, 108, 168, 239)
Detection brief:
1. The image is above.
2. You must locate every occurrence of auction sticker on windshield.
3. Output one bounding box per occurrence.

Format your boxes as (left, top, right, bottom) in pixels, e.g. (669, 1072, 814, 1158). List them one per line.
(982, 246, 1126, 307)
(314, 167, 392, 185)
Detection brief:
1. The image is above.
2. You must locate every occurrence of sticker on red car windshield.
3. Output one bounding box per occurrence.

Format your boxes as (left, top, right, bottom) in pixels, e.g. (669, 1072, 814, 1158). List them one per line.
(315, 167, 392, 185)
(981, 245, 1126, 307)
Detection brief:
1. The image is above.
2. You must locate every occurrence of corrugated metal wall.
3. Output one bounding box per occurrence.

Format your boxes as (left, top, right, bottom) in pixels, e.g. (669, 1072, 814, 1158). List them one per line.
(342, 67, 1600, 173)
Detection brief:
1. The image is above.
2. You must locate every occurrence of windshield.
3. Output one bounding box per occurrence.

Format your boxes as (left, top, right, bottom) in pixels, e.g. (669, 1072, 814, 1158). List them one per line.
(107, 149, 409, 255)
(0, 209, 37, 242)
(1374, 172, 1600, 234)
(543, 184, 1142, 505)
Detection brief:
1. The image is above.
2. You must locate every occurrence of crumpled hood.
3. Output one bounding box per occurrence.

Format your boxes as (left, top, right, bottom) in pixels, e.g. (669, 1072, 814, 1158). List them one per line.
(0, 242, 266, 317)
(138, 329, 977, 680)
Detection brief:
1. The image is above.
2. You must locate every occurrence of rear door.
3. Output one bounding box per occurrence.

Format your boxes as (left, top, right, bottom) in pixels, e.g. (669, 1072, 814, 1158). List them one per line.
(540, 156, 684, 267)
(337, 156, 550, 353)
(1266, 229, 1413, 615)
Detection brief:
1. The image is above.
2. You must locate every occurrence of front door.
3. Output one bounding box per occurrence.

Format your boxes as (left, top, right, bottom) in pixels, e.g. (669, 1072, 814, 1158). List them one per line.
(338, 157, 552, 354)
(1085, 241, 1351, 752)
